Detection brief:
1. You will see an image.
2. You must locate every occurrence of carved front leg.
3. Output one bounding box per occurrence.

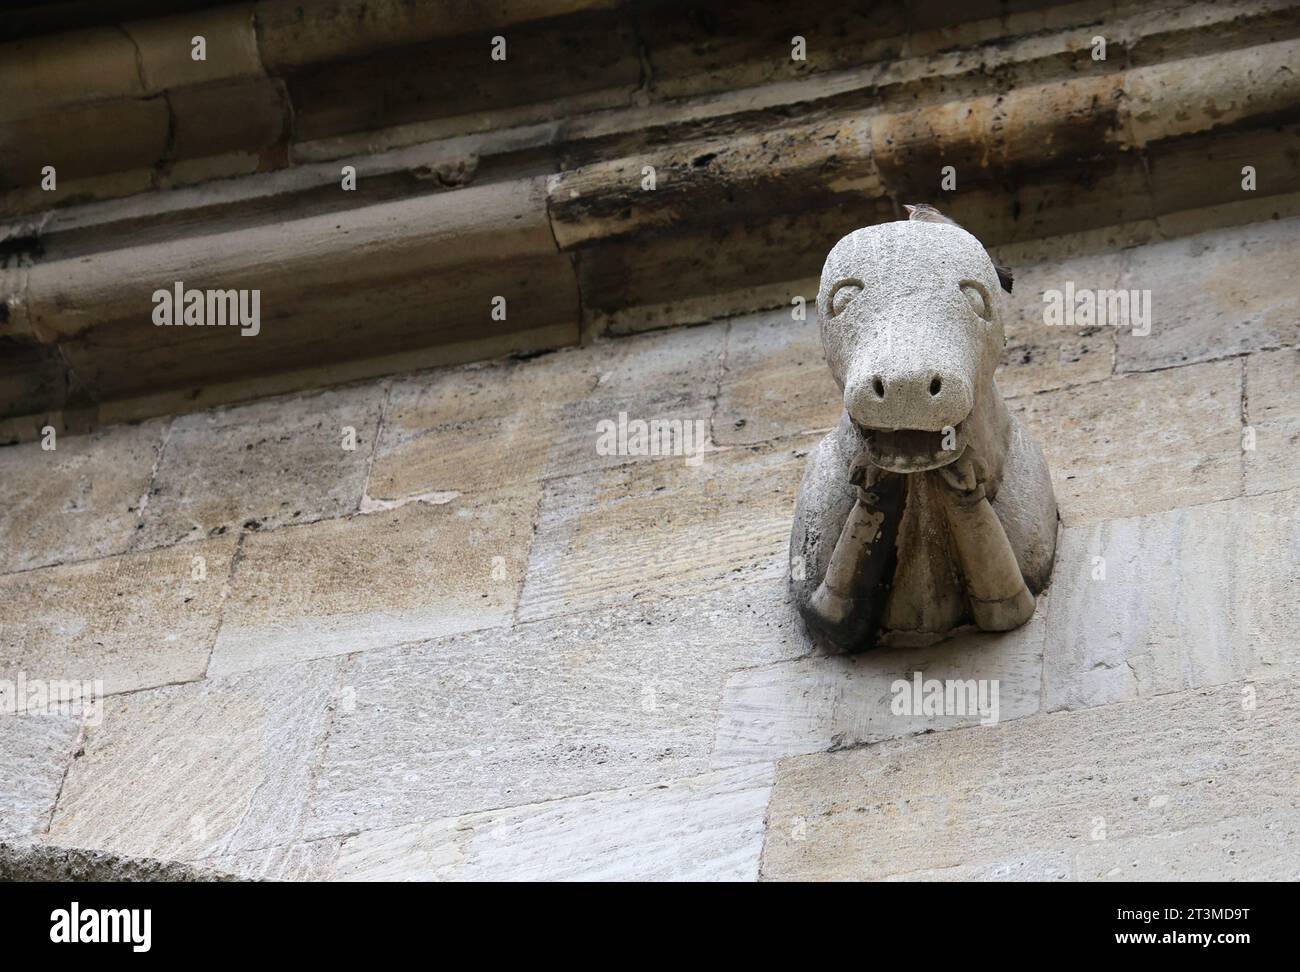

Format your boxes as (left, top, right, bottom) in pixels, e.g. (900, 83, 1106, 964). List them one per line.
(935, 453, 1036, 631)
(804, 467, 905, 649)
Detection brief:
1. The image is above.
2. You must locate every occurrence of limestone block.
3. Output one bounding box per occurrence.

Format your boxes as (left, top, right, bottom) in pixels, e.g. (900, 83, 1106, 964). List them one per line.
(0, 419, 164, 574)
(635, 0, 904, 102)
(0, 28, 144, 121)
(576, 201, 891, 335)
(0, 167, 157, 221)
(907, 0, 1110, 54)
(761, 678, 1300, 880)
(208, 486, 538, 676)
(47, 657, 342, 861)
(871, 74, 1126, 201)
(1124, 38, 1300, 146)
(548, 117, 879, 249)
(204, 839, 343, 881)
(713, 309, 840, 446)
(0, 713, 80, 841)
(368, 324, 723, 500)
(1075, 812, 1300, 881)
(168, 77, 290, 164)
(1009, 358, 1242, 523)
(925, 158, 1155, 249)
(1116, 218, 1300, 372)
(334, 765, 774, 881)
(54, 248, 579, 403)
(712, 603, 1047, 768)
(134, 384, 385, 551)
(125, 5, 264, 93)
(24, 177, 580, 406)
(368, 355, 590, 499)
(306, 577, 806, 835)
(23, 175, 557, 341)
(285, 13, 639, 144)
(0, 536, 236, 700)
(1245, 349, 1300, 496)
(1043, 490, 1299, 711)
(996, 250, 1121, 399)
(0, 99, 171, 190)
(0, 843, 235, 881)
(880, 852, 1075, 882)
(255, 0, 616, 72)
(1144, 123, 1300, 217)
(517, 437, 811, 623)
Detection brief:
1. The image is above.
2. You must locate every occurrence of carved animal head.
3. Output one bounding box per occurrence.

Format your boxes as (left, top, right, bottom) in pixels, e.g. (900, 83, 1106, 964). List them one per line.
(816, 220, 1006, 473)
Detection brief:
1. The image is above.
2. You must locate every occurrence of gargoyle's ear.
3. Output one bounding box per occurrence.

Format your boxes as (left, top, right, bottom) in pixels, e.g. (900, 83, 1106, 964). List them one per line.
(995, 263, 1014, 294)
(903, 204, 916, 217)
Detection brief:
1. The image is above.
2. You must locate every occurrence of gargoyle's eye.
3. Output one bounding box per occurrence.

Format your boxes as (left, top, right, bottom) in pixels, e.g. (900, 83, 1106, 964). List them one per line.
(829, 279, 864, 317)
(960, 281, 991, 321)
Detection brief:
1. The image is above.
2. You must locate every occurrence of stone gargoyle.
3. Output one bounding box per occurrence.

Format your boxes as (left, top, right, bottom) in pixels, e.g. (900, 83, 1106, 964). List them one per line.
(790, 208, 1057, 651)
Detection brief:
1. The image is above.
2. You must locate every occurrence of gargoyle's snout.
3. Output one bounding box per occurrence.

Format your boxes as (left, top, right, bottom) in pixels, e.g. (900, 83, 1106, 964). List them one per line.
(846, 363, 973, 434)
(845, 363, 975, 473)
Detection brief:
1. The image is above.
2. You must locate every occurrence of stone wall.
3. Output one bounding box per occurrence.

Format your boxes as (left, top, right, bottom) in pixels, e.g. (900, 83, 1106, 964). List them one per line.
(2, 211, 1296, 879)
(4, 0, 1299, 437)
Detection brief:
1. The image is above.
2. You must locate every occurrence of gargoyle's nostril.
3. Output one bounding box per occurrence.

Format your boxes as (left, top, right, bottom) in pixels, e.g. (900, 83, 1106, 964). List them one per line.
(873, 376, 886, 399)
(929, 376, 942, 397)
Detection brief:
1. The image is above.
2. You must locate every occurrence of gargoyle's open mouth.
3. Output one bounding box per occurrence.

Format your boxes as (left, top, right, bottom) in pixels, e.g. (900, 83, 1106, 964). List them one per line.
(862, 420, 968, 473)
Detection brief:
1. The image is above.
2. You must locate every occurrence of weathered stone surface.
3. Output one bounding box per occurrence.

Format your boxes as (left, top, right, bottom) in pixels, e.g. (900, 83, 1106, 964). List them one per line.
(0, 98, 170, 189)
(0, 28, 144, 120)
(1245, 348, 1300, 497)
(761, 677, 1300, 880)
(548, 117, 880, 249)
(0, 842, 237, 881)
(712, 604, 1046, 768)
(1144, 122, 1300, 219)
(0, 713, 79, 840)
(713, 309, 839, 446)
(1043, 490, 1299, 711)
(576, 203, 883, 336)
(204, 838, 343, 881)
(1075, 811, 1300, 881)
(125, 6, 264, 92)
(285, 11, 638, 145)
(1010, 358, 1242, 523)
(368, 324, 723, 501)
(255, 0, 616, 71)
(134, 384, 385, 551)
(22, 177, 580, 409)
(1116, 218, 1300, 372)
(335, 765, 773, 881)
(307, 577, 806, 836)
(168, 76, 289, 165)
(368, 353, 595, 499)
(996, 251, 1120, 400)
(1124, 38, 1300, 146)
(882, 851, 1075, 882)
(208, 487, 537, 677)
(872, 74, 1126, 202)
(0, 420, 164, 574)
(518, 438, 810, 623)
(0, 537, 237, 699)
(636, 0, 904, 102)
(48, 657, 342, 861)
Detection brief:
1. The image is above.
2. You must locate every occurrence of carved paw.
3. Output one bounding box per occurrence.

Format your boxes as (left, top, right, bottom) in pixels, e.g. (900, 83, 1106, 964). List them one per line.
(934, 451, 987, 501)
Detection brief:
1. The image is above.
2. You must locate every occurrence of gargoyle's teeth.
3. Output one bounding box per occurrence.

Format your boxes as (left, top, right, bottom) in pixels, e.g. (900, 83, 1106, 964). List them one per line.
(864, 421, 968, 473)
